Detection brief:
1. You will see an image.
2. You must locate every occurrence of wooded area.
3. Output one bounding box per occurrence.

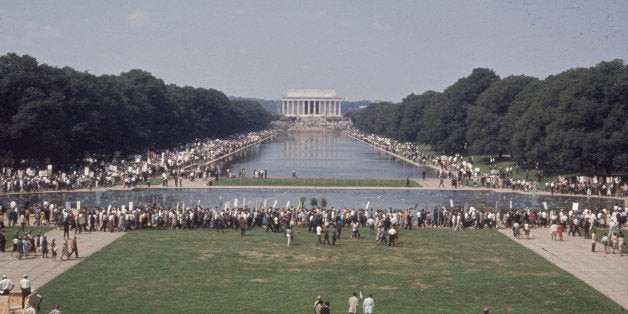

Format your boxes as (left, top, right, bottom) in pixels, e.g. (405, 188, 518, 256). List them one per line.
(352, 60, 627, 174)
(0, 53, 272, 166)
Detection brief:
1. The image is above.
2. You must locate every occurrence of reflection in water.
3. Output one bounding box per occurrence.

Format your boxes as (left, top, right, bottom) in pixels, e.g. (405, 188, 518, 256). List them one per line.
(0, 131, 621, 211)
(215, 131, 436, 179)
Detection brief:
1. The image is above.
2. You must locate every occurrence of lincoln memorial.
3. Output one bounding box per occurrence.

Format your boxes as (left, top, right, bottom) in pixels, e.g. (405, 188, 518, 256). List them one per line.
(281, 90, 342, 117)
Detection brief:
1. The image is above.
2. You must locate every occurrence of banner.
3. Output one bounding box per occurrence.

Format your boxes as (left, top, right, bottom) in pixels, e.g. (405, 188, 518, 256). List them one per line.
(572, 203, 579, 212)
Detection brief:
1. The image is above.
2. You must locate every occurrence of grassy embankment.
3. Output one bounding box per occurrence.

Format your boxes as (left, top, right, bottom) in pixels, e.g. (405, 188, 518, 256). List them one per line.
(410, 144, 585, 187)
(38, 227, 621, 313)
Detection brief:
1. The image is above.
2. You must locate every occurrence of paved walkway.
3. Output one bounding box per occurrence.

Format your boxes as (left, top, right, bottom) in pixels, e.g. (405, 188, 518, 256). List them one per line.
(498, 228, 628, 309)
(0, 229, 125, 290)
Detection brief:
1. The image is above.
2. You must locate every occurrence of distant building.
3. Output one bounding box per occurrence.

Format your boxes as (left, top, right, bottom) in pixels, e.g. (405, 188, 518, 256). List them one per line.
(281, 90, 342, 117)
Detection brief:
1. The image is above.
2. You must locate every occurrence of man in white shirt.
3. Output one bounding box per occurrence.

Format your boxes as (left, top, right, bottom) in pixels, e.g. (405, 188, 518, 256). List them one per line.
(316, 225, 323, 245)
(0, 275, 14, 295)
(362, 293, 375, 314)
(20, 274, 31, 308)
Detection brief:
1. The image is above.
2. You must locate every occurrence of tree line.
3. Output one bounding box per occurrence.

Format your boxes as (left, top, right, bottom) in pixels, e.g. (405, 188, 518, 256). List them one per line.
(0, 53, 273, 166)
(352, 60, 627, 174)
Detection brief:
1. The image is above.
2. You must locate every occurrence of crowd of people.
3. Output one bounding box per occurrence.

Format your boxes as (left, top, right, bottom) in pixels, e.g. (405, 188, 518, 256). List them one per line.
(0, 128, 281, 194)
(345, 128, 627, 198)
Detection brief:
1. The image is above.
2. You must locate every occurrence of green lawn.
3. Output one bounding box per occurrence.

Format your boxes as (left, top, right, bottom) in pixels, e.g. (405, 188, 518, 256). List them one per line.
(37, 227, 621, 313)
(211, 177, 421, 188)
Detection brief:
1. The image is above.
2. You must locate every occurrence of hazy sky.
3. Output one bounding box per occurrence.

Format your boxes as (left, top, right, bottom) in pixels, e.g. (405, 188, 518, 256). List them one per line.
(1, 1, 626, 102)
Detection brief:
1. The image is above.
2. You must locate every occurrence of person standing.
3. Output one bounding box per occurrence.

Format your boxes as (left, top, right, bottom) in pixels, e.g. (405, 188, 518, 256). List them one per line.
(50, 239, 58, 261)
(70, 235, 78, 258)
(62, 217, 70, 239)
(348, 292, 359, 314)
(591, 232, 597, 252)
(611, 233, 619, 254)
(316, 224, 323, 245)
(313, 295, 323, 313)
(41, 235, 49, 258)
(323, 225, 331, 245)
(0, 275, 14, 295)
(388, 226, 398, 247)
(20, 274, 31, 308)
(363, 293, 375, 314)
(601, 233, 610, 253)
(314, 299, 323, 314)
(285, 226, 293, 247)
(0, 229, 6, 252)
(550, 222, 558, 241)
(27, 289, 43, 312)
(239, 216, 246, 236)
(320, 301, 330, 314)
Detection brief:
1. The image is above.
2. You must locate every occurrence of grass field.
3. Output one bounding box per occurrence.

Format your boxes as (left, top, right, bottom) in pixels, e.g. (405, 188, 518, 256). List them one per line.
(211, 177, 421, 188)
(37, 227, 621, 313)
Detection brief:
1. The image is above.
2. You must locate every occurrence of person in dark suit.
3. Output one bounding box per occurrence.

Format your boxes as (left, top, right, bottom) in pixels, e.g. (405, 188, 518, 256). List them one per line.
(320, 301, 330, 314)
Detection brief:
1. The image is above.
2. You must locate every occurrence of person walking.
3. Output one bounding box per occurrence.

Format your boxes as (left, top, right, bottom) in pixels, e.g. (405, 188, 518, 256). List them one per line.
(363, 293, 375, 314)
(70, 235, 78, 258)
(348, 292, 359, 314)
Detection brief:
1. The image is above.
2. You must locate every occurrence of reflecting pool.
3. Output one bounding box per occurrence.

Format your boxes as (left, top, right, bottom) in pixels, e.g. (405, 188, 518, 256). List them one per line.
(0, 131, 622, 211)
